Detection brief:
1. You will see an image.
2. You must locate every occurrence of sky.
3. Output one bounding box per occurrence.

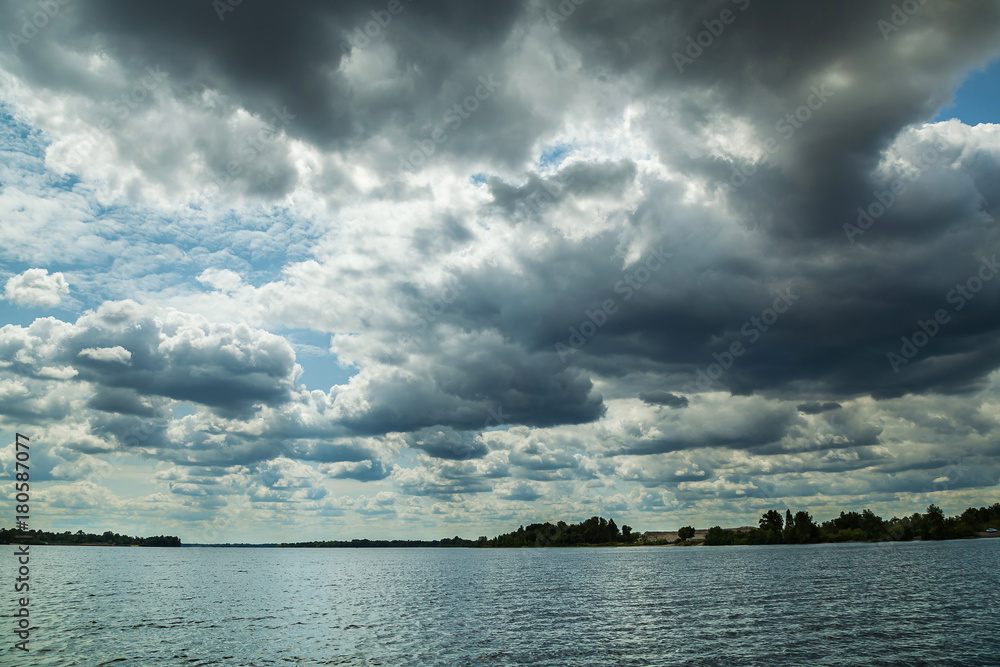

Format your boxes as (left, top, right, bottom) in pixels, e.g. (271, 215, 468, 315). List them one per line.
(1, 0, 999, 543)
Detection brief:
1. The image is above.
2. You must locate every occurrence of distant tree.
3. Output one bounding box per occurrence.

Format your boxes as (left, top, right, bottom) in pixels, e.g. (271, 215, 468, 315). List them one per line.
(0, 529, 179, 547)
(759, 510, 783, 531)
(477, 516, 633, 547)
(704, 526, 732, 546)
(792, 511, 819, 543)
(677, 526, 696, 541)
(923, 504, 947, 540)
(779, 509, 795, 543)
(860, 509, 884, 540)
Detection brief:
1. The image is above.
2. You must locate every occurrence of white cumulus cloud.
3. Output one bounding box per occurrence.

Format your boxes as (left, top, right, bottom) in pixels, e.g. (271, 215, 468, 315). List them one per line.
(4, 268, 70, 307)
(78, 346, 133, 365)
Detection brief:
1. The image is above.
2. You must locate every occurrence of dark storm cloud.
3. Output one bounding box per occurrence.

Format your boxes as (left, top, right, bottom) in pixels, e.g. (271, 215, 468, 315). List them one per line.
(486, 159, 638, 221)
(86, 412, 172, 453)
(339, 345, 606, 435)
(498, 481, 543, 502)
(411, 215, 473, 257)
(86, 388, 170, 418)
(283, 439, 381, 465)
(463, 0, 1000, 403)
(324, 459, 392, 482)
(472, 145, 1000, 404)
(640, 391, 689, 409)
(797, 402, 841, 415)
(625, 405, 799, 456)
(0, 0, 538, 185)
(557, 0, 1000, 228)
(7, 0, 1000, 413)
(4, 0, 1000, 487)
(407, 426, 488, 461)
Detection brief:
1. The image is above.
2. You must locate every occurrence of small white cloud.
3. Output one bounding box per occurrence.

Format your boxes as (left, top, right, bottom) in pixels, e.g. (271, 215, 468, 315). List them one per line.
(197, 268, 244, 292)
(78, 346, 133, 365)
(4, 268, 70, 307)
(37, 366, 80, 380)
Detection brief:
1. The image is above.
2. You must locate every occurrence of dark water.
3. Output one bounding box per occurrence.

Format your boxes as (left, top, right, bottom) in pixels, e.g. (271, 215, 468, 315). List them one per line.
(2, 539, 998, 666)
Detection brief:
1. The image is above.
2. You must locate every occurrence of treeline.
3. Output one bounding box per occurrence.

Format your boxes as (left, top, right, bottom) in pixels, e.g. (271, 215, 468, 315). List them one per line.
(480, 516, 639, 547)
(280, 537, 473, 548)
(704, 503, 1000, 546)
(279, 517, 639, 549)
(0, 528, 181, 547)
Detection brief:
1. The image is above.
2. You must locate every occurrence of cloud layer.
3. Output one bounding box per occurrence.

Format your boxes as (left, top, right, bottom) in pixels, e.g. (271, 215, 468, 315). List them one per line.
(1, 0, 999, 541)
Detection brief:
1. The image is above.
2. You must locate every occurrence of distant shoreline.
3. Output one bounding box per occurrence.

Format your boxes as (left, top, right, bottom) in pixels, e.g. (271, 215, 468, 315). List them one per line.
(5, 534, 997, 549)
(0, 528, 180, 547)
(2, 542, 178, 547)
(4, 505, 996, 549)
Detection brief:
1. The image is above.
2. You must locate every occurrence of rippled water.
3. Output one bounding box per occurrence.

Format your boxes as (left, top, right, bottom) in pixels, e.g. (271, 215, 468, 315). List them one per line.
(2, 539, 998, 665)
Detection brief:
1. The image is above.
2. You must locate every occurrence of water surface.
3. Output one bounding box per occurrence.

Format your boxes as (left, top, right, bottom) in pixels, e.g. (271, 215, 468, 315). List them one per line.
(2, 539, 998, 665)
